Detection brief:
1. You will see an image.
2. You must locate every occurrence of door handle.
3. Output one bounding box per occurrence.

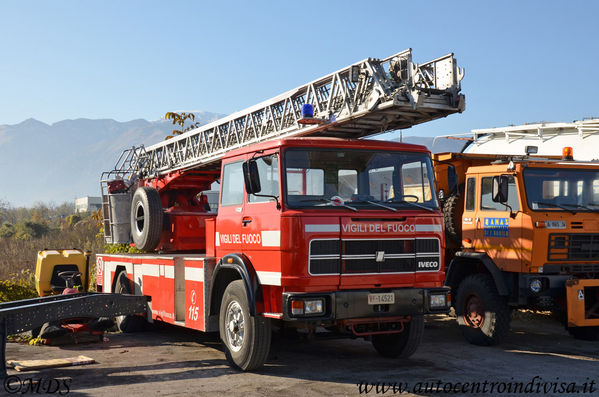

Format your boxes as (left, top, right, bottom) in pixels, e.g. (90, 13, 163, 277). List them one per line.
(242, 217, 252, 226)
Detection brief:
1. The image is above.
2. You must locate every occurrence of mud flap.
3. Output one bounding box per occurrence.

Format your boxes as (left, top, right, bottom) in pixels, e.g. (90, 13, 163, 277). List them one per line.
(565, 279, 599, 327)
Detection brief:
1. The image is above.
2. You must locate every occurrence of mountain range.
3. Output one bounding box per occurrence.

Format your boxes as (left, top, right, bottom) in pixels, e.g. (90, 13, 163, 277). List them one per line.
(0, 114, 463, 207)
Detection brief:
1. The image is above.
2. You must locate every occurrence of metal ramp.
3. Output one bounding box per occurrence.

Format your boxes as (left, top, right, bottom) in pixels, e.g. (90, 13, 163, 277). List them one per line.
(0, 293, 150, 377)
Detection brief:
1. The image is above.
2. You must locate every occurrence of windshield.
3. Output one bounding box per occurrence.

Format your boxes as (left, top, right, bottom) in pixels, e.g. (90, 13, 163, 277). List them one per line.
(523, 168, 599, 212)
(283, 148, 439, 211)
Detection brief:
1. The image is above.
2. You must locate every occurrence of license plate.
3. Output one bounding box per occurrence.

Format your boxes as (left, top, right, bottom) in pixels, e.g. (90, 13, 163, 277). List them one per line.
(368, 293, 395, 305)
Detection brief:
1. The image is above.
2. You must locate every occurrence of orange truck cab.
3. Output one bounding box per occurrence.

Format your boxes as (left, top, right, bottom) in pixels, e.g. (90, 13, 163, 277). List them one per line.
(98, 137, 450, 370)
(434, 151, 599, 344)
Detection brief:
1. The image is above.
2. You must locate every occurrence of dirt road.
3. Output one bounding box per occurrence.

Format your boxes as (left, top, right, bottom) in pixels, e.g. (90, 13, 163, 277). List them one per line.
(4, 313, 598, 396)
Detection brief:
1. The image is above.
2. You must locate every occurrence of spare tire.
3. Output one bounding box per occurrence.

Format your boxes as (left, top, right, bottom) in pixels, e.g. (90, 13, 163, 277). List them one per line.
(443, 187, 464, 246)
(130, 186, 163, 251)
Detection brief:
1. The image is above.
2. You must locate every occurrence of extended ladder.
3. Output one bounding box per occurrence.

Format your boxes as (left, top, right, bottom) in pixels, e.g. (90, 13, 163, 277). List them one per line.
(101, 48, 465, 243)
(103, 48, 465, 182)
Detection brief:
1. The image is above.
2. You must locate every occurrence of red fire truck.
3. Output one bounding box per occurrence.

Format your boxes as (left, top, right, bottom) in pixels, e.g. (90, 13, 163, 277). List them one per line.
(97, 49, 465, 370)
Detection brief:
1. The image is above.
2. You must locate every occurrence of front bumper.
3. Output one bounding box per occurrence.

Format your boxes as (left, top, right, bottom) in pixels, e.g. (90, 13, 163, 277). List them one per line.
(281, 287, 450, 321)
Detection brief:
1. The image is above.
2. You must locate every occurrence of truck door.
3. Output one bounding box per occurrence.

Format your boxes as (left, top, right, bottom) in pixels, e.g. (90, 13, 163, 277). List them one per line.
(474, 174, 522, 272)
(242, 152, 282, 287)
(216, 159, 245, 255)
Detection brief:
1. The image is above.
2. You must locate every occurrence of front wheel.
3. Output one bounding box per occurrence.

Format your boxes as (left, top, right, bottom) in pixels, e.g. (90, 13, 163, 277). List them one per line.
(371, 315, 424, 358)
(114, 271, 147, 333)
(219, 280, 271, 371)
(455, 274, 510, 346)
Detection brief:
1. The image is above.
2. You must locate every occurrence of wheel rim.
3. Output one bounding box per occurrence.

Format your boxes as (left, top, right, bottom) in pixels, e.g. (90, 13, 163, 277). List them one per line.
(225, 300, 245, 352)
(463, 295, 485, 328)
(135, 202, 145, 235)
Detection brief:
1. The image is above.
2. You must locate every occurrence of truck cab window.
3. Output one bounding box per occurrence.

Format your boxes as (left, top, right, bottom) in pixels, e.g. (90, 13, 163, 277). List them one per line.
(465, 177, 475, 211)
(286, 168, 324, 195)
(338, 169, 358, 199)
(368, 166, 393, 201)
(480, 176, 519, 211)
(220, 161, 244, 206)
(248, 154, 280, 203)
(400, 161, 432, 202)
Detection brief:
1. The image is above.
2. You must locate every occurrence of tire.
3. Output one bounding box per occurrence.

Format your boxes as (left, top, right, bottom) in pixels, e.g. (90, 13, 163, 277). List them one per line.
(442, 191, 464, 247)
(455, 274, 510, 346)
(219, 280, 271, 371)
(114, 271, 147, 333)
(371, 315, 424, 359)
(130, 186, 163, 252)
(567, 326, 599, 341)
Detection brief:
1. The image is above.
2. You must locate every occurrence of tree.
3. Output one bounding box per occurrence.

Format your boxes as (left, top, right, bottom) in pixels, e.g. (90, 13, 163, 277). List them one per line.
(0, 222, 15, 238)
(15, 221, 49, 240)
(164, 112, 201, 140)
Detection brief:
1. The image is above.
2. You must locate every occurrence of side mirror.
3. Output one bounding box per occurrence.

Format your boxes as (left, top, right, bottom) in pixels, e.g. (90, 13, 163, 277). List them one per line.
(243, 160, 261, 194)
(447, 165, 458, 196)
(492, 175, 509, 203)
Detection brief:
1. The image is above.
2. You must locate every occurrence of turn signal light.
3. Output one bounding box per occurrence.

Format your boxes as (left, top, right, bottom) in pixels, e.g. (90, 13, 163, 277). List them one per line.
(535, 221, 545, 228)
(291, 300, 304, 315)
(562, 146, 574, 160)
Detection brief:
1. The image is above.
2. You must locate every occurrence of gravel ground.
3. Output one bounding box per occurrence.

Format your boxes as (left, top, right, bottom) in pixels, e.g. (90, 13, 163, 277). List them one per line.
(4, 312, 598, 396)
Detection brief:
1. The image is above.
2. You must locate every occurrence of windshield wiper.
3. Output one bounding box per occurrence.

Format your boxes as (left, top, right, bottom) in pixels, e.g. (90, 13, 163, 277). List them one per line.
(385, 198, 434, 212)
(299, 198, 358, 212)
(347, 200, 398, 212)
(532, 201, 577, 214)
(560, 203, 599, 212)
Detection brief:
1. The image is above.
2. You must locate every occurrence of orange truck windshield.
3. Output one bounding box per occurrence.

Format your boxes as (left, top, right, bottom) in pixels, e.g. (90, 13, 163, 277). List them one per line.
(283, 148, 438, 211)
(524, 167, 599, 212)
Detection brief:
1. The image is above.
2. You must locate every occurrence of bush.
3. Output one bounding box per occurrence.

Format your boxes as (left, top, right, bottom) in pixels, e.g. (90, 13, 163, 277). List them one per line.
(15, 221, 50, 240)
(0, 222, 15, 238)
(0, 270, 37, 303)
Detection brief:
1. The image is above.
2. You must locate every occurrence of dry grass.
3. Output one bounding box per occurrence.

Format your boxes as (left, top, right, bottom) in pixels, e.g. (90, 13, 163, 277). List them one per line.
(0, 218, 103, 280)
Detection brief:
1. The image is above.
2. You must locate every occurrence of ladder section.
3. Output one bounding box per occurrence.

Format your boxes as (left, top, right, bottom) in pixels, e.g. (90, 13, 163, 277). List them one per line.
(470, 119, 599, 143)
(130, 48, 464, 178)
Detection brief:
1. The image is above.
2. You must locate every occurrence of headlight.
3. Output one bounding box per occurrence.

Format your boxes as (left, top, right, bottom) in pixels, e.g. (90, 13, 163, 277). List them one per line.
(290, 298, 325, 316)
(429, 294, 447, 308)
(304, 299, 324, 315)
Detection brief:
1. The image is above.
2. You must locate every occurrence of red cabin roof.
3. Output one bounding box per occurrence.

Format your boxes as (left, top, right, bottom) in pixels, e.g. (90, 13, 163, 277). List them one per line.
(222, 137, 430, 159)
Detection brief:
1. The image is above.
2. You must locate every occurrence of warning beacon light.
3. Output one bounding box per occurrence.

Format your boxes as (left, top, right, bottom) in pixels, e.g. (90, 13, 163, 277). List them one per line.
(298, 103, 325, 125)
(562, 146, 574, 160)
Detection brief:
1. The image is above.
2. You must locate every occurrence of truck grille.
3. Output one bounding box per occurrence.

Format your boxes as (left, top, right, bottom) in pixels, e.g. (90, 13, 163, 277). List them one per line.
(309, 238, 440, 275)
(548, 233, 599, 261)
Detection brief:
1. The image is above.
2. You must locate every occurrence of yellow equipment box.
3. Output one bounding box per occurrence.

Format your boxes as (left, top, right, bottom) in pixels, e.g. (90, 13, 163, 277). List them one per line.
(35, 249, 89, 297)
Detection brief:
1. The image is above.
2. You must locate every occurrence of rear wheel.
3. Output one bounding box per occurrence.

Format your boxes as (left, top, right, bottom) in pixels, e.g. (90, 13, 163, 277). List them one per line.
(219, 280, 271, 371)
(442, 191, 464, 247)
(371, 315, 424, 358)
(455, 274, 510, 345)
(114, 271, 147, 333)
(130, 187, 163, 252)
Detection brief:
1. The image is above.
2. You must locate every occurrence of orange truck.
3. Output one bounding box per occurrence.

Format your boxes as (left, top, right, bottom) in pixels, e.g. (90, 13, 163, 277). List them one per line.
(433, 147, 599, 345)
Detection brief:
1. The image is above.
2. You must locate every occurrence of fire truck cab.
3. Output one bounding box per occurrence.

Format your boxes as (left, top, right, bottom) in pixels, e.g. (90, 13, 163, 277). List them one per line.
(98, 138, 451, 370)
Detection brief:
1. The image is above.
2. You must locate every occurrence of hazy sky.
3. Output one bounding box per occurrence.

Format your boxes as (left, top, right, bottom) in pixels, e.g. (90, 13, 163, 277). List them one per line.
(1, 1, 598, 138)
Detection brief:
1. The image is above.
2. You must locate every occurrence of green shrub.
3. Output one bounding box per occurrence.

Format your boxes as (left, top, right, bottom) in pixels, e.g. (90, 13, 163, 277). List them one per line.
(104, 244, 141, 254)
(15, 221, 50, 240)
(0, 270, 37, 303)
(0, 222, 15, 238)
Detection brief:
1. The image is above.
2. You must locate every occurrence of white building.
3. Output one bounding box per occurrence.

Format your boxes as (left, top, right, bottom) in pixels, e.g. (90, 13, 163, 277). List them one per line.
(75, 196, 102, 213)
